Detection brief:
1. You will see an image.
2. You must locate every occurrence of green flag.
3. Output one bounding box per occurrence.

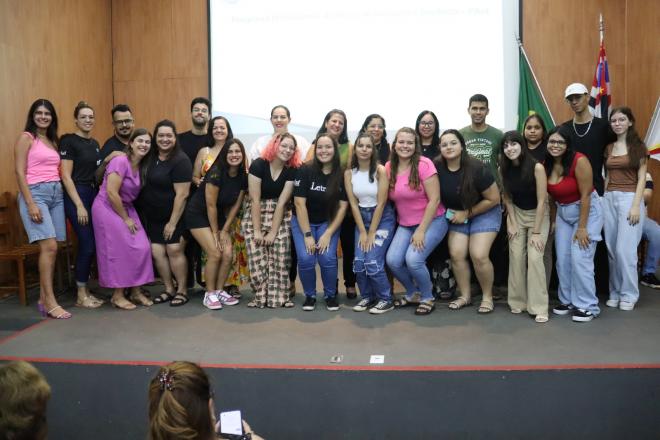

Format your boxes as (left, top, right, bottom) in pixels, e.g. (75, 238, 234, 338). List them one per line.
(518, 45, 554, 132)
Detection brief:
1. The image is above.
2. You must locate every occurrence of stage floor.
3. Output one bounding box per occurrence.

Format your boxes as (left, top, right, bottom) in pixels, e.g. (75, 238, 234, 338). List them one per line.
(2, 278, 660, 370)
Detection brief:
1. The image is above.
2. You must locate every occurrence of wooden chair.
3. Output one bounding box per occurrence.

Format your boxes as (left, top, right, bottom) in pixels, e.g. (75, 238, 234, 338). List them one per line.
(0, 191, 73, 306)
(0, 191, 40, 305)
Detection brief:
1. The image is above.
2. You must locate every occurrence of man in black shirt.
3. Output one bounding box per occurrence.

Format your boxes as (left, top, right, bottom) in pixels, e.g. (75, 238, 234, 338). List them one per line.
(560, 82, 615, 299)
(178, 97, 211, 165)
(178, 97, 212, 289)
(100, 104, 134, 162)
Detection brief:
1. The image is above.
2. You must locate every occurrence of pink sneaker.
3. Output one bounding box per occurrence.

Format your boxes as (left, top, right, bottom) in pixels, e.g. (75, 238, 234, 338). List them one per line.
(217, 290, 239, 306)
(203, 291, 223, 310)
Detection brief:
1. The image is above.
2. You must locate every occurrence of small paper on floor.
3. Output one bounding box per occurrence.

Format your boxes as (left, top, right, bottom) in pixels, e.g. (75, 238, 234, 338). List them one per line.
(330, 355, 343, 363)
(370, 355, 385, 364)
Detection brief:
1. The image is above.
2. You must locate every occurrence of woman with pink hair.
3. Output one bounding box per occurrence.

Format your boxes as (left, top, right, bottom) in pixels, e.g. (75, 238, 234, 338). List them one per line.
(242, 132, 302, 308)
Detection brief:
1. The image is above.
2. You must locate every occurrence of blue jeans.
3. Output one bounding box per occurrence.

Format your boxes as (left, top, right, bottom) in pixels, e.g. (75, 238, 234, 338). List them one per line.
(291, 216, 340, 299)
(602, 191, 645, 304)
(64, 184, 97, 286)
(353, 204, 396, 302)
(642, 218, 660, 276)
(554, 192, 603, 315)
(386, 215, 448, 302)
(18, 181, 66, 243)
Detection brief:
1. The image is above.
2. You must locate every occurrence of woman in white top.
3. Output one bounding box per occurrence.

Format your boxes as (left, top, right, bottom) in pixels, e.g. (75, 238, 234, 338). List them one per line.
(344, 133, 396, 314)
(249, 105, 310, 163)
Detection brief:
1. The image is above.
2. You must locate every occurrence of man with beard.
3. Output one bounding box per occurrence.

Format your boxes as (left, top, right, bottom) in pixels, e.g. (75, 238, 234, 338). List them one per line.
(178, 97, 212, 289)
(100, 104, 135, 162)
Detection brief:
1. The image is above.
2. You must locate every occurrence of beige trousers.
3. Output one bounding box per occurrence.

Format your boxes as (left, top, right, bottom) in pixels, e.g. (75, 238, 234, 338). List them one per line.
(507, 205, 550, 316)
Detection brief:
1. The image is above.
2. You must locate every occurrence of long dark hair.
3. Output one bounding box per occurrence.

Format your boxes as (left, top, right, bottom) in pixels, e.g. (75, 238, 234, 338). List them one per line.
(523, 113, 548, 146)
(210, 138, 248, 176)
(544, 126, 576, 177)
(24, 99, 59, 145)
(359, 114, 389, 164)
(351, 133, 378, 183)
(437, 129, 482, 210)
(205, 116, 233, 148)
(415, 110, 440, 147)
(310, 133, 343, 220)
(498, 130, 537, 200)
(609, 106, 647, 169)
(316, 109, 349, 144)
(389, 127, 423, 191)
(152, 120, 181, 160)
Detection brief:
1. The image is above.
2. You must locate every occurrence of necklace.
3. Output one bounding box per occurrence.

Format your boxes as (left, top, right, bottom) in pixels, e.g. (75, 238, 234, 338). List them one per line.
(572, 118, 593, 138)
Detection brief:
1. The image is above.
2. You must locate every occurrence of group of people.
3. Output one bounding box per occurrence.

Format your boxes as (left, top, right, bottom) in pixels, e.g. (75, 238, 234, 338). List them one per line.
(0, 360, 263, 440)
(14, 82, 658, 324)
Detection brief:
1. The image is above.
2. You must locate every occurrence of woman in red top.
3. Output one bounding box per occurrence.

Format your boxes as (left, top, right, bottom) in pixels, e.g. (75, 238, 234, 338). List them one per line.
(545, 126, 603, 322)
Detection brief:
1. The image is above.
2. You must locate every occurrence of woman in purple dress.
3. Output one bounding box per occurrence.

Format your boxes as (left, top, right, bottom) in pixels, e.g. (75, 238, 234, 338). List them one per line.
(92, 128, 154, 310)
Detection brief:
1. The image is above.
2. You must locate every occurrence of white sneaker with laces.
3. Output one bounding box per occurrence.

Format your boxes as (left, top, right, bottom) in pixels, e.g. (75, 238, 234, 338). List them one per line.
(203, 291, 223, 310)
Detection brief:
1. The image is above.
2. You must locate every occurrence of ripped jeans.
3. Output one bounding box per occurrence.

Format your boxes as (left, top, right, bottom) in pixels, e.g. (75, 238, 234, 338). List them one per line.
(353, 204, 396, 302)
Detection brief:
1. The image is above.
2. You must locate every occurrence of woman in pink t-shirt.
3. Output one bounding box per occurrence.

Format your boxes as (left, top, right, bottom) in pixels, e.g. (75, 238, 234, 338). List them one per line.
(14, 99, 69, 319)
(385, 127, 447, 316)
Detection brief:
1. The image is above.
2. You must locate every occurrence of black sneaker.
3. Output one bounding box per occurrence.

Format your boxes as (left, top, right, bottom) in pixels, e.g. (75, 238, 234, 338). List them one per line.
(326, 296, 340, 311)
(353, 298, 375, 312)
(640, 273, 660, 289)
(552, 303, 575, 316)
(302, 296, 316, 311)
(572, 308, 595, 322)
(369, 300, 394, 314)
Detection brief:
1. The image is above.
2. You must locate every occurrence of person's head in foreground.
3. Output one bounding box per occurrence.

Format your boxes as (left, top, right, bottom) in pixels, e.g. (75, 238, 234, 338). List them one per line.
(0, 361, 51, 440)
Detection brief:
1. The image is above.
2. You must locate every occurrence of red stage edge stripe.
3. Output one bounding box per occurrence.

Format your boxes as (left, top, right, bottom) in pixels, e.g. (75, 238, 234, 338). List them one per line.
(0, 320, 51, 346)
(0, 355, 659, 372)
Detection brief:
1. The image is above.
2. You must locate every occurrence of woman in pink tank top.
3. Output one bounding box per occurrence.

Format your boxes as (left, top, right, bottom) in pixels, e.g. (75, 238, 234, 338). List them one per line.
(14, 99, 70, 319)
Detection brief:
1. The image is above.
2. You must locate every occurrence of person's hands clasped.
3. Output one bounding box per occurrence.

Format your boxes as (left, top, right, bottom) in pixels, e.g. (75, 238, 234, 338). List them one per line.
(262, 230, 276, 246)
(358, 231, 373, 252)
(217, 230, 231, 251)
(450, 210, 468, 224)
(252, 230, 264, 246)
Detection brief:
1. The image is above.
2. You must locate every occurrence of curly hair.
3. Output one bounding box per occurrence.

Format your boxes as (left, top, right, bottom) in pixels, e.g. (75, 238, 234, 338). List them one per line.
(388, 127, 422, 191)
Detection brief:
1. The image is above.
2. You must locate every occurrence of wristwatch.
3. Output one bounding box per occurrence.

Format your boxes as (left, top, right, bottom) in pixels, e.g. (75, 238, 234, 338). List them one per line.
(304, 231, 312, 238)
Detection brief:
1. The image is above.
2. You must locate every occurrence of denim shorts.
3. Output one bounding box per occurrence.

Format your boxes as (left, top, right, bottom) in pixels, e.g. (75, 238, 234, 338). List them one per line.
(18, 181, 66, 243)
(448, 205, 502, 235)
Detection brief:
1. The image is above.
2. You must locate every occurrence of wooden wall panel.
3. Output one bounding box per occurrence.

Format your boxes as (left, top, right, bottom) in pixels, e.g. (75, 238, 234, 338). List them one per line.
(0, 0, 114, 196)
(112, 0, 209, 133)
(523, 0, 659, 136)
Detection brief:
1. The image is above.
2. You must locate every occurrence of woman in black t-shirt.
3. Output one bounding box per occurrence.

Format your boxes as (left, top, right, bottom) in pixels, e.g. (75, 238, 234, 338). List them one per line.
(60, 101, 105, 308)
(498, 131, 550, 323)
(242, 133, 301, 308)
(436, 129, 501, 314)
(141, 120, 192, 306)
(186, 140, 247, 310)
(523, 113, 549, 165)
(293, 134, 348, 311)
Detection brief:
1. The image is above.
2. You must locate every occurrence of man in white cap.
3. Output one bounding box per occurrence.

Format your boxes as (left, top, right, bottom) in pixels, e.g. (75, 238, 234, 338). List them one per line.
(560, 83, 614, 196)
(560, 82, 615, 298)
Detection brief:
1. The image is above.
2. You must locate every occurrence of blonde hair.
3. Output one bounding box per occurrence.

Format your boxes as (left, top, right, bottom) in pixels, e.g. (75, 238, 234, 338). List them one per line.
(148, 361, 214, 440)
(0, 361, 51, 440)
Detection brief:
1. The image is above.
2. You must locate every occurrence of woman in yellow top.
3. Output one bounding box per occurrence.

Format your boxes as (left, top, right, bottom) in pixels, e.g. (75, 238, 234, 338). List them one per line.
(192, 116, 248, 296)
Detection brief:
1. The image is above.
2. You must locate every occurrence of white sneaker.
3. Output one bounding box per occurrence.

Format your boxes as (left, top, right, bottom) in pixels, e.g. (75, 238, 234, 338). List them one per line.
(203, 291, 223, 310)
(217, 290, 239, 306)
(605, 299, 619, 308)
(619, 301, 635, 311)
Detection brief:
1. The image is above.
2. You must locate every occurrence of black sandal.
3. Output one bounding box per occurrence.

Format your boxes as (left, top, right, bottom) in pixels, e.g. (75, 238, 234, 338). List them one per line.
(415, 301, 435, 316)
(169, 293, 189, 307)
(393, 296, 414, 308)
(153, 292, 174, 304)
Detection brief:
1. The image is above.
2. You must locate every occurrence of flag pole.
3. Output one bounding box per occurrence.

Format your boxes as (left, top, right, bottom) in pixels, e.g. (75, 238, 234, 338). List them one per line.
(516, 36, 555, 125)
(599, 14, 604, 43)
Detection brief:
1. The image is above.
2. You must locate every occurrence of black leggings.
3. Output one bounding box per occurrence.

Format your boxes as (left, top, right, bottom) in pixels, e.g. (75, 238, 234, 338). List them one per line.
(340, 214, 356, 289)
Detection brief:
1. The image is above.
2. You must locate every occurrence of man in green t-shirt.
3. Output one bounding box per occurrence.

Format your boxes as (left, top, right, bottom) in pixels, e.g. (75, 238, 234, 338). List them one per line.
(459, 94, 503, 179)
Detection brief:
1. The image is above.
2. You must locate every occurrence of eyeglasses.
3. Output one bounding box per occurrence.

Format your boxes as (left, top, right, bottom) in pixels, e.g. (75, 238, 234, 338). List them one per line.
(547, 139, 567, 146)
(419, 121, 435, 127)
(113, 119, 134, 126)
